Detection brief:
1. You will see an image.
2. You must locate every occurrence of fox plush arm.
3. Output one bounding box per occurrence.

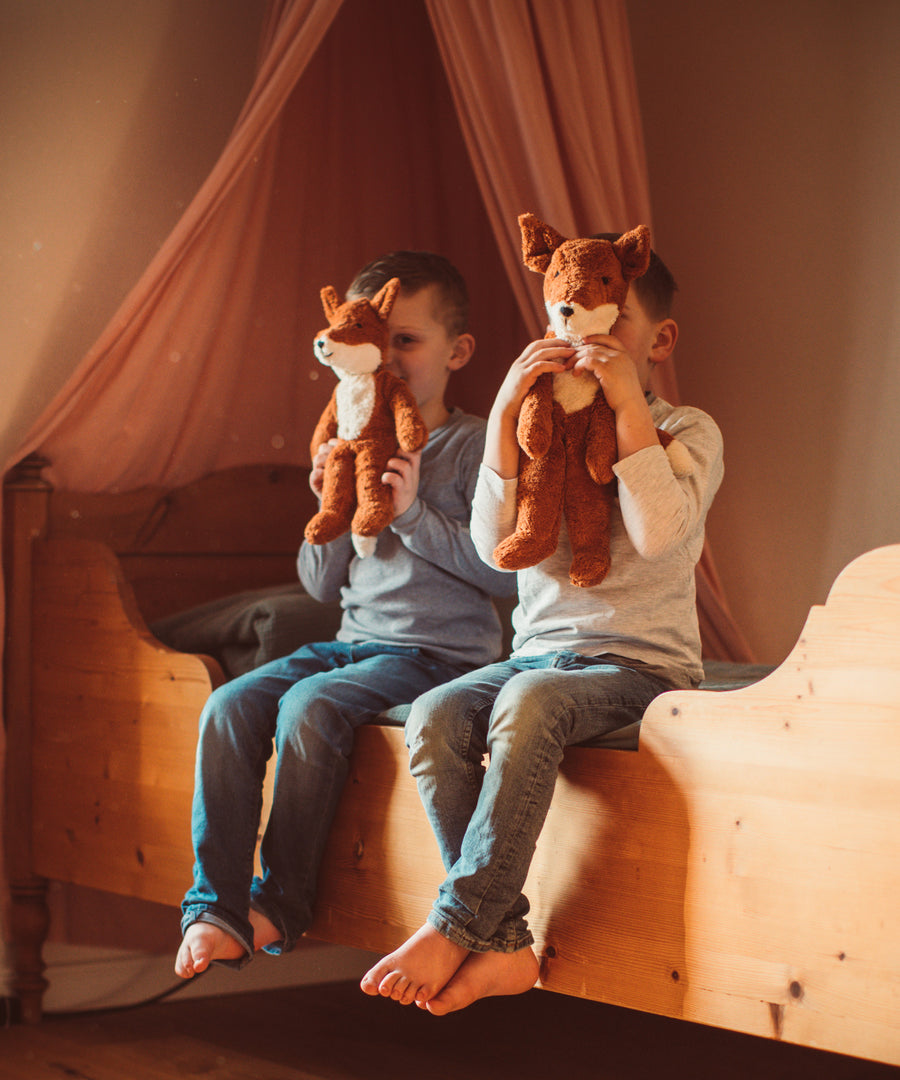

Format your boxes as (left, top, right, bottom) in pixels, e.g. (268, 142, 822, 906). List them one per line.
(516, 376, 556, 460)
(386, 379, 428, 454)
(309, 399, 338, 458)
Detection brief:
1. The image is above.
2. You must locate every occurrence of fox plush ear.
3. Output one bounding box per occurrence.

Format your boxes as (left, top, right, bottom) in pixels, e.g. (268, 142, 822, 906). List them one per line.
(519, 212, 568, 274)
(320, 285, 342, 320)
(371, 277, 401, 319)
(613, 225, 652, 282)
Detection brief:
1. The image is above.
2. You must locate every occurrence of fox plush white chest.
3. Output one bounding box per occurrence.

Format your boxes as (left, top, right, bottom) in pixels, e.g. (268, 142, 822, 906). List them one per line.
(333, 374, 377, 441)
(305, 279, 428, 558)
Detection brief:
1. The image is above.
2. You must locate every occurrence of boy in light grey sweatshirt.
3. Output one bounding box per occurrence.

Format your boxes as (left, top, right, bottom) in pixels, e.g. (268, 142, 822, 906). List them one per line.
(362, 239, 723, 1016)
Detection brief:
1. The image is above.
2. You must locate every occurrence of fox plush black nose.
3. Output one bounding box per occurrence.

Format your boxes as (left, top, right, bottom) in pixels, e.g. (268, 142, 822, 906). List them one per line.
(560, 305, 574, 318)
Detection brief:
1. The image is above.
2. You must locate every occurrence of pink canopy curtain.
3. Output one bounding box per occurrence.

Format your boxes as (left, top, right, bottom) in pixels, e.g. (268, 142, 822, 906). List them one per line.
(1, 0, 754, 763)
(6, 0, 345, 493)
(425, 0, 753, 663)
(425, 0, 654, 340)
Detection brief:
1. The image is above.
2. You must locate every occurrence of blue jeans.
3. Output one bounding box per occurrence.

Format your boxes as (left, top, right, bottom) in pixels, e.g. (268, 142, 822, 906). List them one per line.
(405, 652, 672, 953)
(181, 641, 465, 962)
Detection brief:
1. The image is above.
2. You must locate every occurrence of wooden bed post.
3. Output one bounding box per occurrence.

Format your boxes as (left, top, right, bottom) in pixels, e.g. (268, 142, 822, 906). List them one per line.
(3, 454, 52, 1023)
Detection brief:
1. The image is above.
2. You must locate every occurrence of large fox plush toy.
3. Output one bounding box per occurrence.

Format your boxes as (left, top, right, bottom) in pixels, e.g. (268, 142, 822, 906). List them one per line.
(492, 213, 691, 588)
(304, 278, 428, 558)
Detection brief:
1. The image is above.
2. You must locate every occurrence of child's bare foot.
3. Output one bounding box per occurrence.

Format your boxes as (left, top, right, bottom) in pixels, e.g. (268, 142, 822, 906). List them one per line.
(425, 945, 539, 1015)
(360, 923, 469, 1006)
(175, 922, 246, 979)
(249, 908, 282, 952)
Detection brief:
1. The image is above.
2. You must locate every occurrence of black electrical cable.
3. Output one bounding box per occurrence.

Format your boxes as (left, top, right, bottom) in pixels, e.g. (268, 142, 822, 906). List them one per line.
(42, 969, 206, 1019)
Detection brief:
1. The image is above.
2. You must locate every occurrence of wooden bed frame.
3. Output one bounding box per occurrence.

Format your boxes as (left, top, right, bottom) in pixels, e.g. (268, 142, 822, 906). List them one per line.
(3, 455, 899, 1066)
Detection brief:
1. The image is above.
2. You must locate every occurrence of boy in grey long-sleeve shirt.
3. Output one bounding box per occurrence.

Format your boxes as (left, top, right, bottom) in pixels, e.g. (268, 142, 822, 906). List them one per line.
(298, 407, 511, 670)
(176, 252, 515, 980)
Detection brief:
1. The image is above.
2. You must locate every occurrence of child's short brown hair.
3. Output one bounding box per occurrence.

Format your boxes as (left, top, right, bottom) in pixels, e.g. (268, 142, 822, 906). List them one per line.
(592, 232, 678, 322)
(348, 251, 469, 338)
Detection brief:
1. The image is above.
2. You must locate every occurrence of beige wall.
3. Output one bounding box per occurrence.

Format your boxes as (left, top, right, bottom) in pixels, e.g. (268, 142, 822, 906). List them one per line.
(629, 0, 900, 663)
(0, 0, 263, 470)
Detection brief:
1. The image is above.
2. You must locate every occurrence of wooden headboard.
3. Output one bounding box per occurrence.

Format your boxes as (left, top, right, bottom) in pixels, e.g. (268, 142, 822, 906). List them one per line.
(27, 456, 317, 621)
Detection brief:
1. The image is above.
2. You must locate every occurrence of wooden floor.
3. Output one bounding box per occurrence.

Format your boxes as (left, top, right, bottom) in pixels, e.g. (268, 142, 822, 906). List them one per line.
(0, 979, 897, 1080)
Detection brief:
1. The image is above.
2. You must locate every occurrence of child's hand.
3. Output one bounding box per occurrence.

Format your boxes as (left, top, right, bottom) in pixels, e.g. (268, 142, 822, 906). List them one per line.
(571, 335, 644, 414)
(574, 334, 661, 461)
(493, 338, 574, 419)
(484, 338, 573, 478)
(382, 449, 422, 518)
(309, 438, 340, 499)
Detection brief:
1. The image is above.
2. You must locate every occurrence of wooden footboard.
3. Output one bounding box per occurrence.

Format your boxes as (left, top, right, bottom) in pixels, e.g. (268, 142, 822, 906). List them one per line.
(308, 543, 900, 1067)
(29, 537, 219, 903)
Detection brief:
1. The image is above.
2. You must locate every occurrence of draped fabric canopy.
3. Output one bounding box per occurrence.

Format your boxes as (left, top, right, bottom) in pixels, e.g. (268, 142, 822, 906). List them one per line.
(9, 0, 679, 491)
(1, 0, 754, 923)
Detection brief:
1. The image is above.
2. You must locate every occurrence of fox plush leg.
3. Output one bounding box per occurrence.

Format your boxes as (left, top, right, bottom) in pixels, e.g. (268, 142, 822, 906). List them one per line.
(564, 421, 614, 588)
(492, 441, 565, 571)
(350, 445, 396, 557)
(305, 442, 356, 545)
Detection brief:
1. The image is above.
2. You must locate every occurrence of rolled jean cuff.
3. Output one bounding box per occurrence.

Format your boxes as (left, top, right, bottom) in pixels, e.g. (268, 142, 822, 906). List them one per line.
(181, 908, 254, 970)
(427, 908, 534, 954)
(249, 897, 291, 956)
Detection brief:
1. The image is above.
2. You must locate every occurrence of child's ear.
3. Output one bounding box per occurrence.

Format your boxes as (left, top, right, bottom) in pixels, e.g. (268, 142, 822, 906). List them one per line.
(447, 333, 476, 371)
(650, 319, 678, 364)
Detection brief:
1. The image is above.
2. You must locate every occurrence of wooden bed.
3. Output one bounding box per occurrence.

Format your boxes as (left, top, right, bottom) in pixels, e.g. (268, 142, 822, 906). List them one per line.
(3, 455, 899, 1067)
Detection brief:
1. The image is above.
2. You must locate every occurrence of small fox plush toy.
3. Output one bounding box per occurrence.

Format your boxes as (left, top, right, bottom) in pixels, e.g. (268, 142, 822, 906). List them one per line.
(304, 278, 428, 558)
(492, 213, 691, 588)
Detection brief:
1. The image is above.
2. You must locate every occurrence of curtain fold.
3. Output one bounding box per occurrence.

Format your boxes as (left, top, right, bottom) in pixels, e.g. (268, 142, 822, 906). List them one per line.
(425, 0, 753, 662)
(7, 0, 345, 493)
(424, 0, 653, 335)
